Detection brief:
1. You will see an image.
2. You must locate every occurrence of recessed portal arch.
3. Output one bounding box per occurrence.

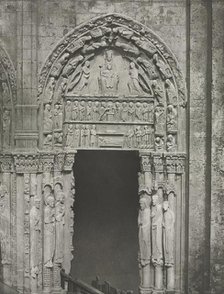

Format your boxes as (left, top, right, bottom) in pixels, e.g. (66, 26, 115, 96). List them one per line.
(34, 13, 187, 294)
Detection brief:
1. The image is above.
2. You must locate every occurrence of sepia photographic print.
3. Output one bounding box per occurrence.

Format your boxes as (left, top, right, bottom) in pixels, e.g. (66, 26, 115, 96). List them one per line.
(0, 0, 223, 293)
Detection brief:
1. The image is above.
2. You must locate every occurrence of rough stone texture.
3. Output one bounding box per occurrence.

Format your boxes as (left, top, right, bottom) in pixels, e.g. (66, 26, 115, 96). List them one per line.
(0, 0, 223, 293)
(211, 2, 224, 294)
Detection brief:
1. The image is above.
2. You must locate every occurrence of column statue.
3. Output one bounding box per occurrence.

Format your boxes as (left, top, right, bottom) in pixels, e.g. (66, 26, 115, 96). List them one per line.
(151, 193, 163, 290)
(138, 189, 151, 292)
(30, 196, 41, 293)
(163, 200, 175, 290)
(54, 182, 65, 264)
(44, 185, 55, 268)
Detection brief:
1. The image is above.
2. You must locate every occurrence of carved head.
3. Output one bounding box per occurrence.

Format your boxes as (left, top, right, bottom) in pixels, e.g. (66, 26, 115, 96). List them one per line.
(66, 100, 71, 106)
(84, 60, 90, 68)
(88, 101, 92, 107)
(139, 196, 150, 210)
(129, 102, 134, 107)
(74, 100, 78, 106)
(34, 197, 41, 209)
(163, 200, 169, 211)
(152, 194, 159, 206)
(46, 195, 55, 208)
(130, 62, 136, 69)
(81, 100, 85, 106)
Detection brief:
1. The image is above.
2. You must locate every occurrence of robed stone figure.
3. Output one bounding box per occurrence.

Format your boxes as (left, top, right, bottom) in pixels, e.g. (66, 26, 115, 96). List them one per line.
(151, 194, 163, 266)
(44, 185, 55, 268)
(163, 200, 175, 290)
(138, 195, 151, 289)
(54, 183, 65, 264)
(30, 197, 41, 279)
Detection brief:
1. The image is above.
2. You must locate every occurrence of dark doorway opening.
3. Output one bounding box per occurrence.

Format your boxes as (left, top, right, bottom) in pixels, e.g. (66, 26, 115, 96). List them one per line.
(71, 150, 140, 293)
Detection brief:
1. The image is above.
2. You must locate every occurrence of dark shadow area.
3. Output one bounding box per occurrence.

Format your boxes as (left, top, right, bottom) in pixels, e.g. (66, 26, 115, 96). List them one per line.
(71, 150, 140, 293)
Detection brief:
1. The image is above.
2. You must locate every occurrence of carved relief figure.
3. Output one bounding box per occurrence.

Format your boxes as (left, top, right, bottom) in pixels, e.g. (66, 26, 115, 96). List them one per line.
(79, 101, 86, 121)
(54, 183, 65, 264)
(86, 101, 93, 121)
(165, 79, 177, 106)
(166, 134, 176, 152)
(72, 100, 79, 121)
(77, 60, 91, 92)
(155, 136, 164, 151)
(44, 185, 55, 268)
(65, 100, 72, 121)
(128, 62, 142, 94)
(2, 82, 10, 104)
(98, 63, 119, 94)
(51, 53, 70, 78)
(30, 196, 41, 279)
(54, 131, 63, 146)
(151, 80, 165, 105)
(93, 101, 100, 121)
(124, 128, 135, 148)
(0, 182, 8, 213)
(135, 102, 142, 121)
(107, 101, 115, 121)
(44, 77, 55, 103)
(66, 125, 74, 148)
(153, 54, 172, 80)
(128, 102, 135, 121)
(167, 105, 177, 132)
(114, 102, 121, 121)
(155, 106, 166, 135)
(138, 196, 151, 266)
(135, 126, 142, 148)
(163, 201, 175, 267)
(121, 102, 129, 122)
(74, 124, 80, 148)
(2, 109, 10, 148)
(43, 134, 53, 149)
(90, 125, 97, 147)
(43, 104, 53, 132)
(151, 193, 163, 266)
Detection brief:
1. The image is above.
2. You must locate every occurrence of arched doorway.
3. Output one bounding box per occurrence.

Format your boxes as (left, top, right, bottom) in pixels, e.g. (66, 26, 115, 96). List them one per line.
(17, 13, 186, 294)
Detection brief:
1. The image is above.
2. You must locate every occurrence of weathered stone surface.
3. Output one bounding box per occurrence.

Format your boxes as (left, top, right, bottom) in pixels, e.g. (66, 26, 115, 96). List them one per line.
(0, 0, 223, 293)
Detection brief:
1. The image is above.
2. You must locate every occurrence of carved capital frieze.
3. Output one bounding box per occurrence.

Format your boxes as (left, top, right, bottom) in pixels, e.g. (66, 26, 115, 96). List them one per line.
(165, 154, 186, 174)
(14, 154, 41, 174)
(54, 153, 65, 172)
(152, 154, 165, 174)
(140, 154, 152, 173)
(63, 152, 76, 172)
(40, 153, 55, 173)
(0, 154, 13, 172)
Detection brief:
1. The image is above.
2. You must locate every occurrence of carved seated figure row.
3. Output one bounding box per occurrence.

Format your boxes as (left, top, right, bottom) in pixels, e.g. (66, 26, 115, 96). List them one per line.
(65, 100, 153, 123)
(138, 190, 175, 291)
(66, 124, 97, 148)
(124, 126, 153, 149)
(155, 134, 177, 152)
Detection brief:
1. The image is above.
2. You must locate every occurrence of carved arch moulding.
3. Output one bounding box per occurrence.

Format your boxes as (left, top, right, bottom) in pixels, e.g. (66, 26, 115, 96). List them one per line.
(37, 13, 187, 153)
(0, 44, 17, 151)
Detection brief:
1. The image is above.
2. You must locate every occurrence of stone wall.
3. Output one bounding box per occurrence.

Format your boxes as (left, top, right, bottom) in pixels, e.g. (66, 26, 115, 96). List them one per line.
(0, 0, 223, 293)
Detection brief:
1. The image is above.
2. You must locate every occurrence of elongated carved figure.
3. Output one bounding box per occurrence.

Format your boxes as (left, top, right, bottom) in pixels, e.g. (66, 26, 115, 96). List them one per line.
(54, 183, 65, 264)
(138, 193, 151, 291)
(151, 193, 163, 290)
(44, 185, 55, 268)
(163, 200, 175, 290)
(30, 196, 41, 292)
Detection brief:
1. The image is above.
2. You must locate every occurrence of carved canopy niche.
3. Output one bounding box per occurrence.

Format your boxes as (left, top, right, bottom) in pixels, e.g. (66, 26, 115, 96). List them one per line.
(37, 13, 186, 153)
(0, 45, 16, 151)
